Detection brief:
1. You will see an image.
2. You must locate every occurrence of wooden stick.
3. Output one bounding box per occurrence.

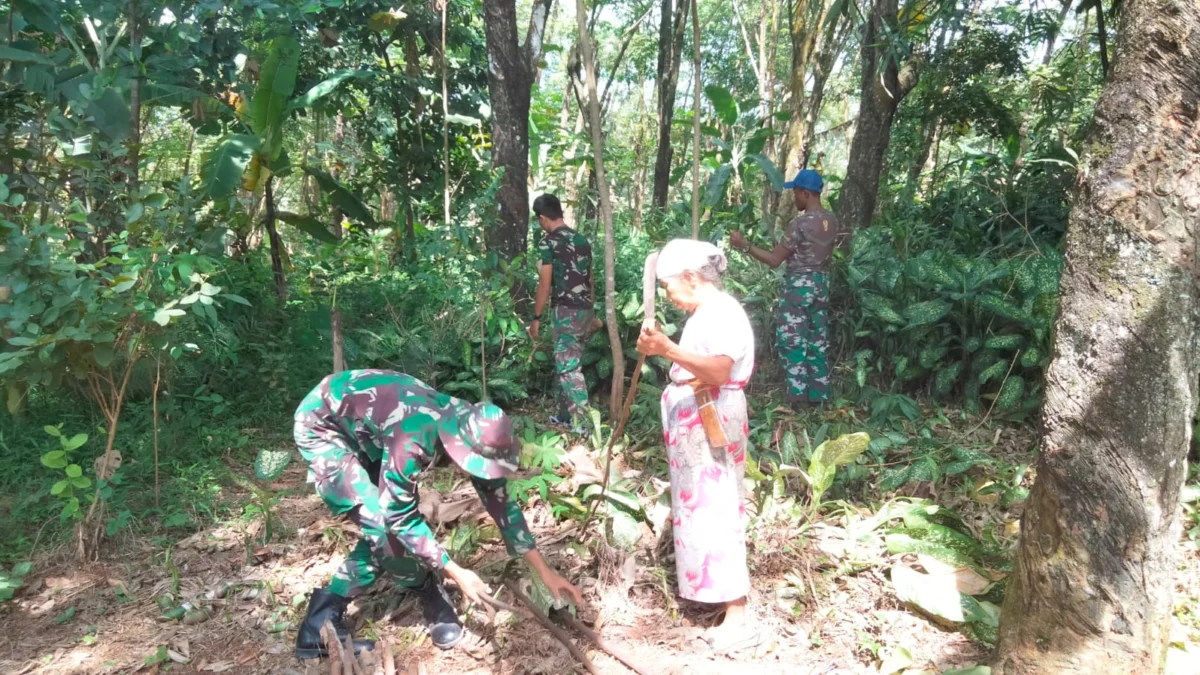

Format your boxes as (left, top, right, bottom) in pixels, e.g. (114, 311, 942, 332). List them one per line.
(322, 620, 343, 675)
(482, 590, 652, 675)
(341, 634, 356, 675)
(503, 582, 600, 675)
(579, 352, 646, 535)
(381, 638, 397, 675)
(555, 611, 651, 675)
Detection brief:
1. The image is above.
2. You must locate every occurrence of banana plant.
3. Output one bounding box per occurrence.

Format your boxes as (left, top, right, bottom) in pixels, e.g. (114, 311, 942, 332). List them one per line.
(199, 35, 372, 203)
(695, 85, 785, 218)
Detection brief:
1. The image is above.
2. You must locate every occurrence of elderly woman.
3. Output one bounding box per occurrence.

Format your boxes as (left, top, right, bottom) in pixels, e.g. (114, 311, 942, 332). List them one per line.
(636, 239, 756, 648)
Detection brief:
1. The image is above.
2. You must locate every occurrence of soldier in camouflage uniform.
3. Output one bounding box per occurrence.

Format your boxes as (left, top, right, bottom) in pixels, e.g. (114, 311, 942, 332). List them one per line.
(292, 369, 581, 658)
(529, 194, 596, 431)
(730, 170, 839, 407)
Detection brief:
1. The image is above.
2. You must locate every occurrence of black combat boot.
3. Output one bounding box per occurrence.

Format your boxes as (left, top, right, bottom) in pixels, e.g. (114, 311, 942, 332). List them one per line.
(416, 578, 464, 650)
(295, 588, 376, 659)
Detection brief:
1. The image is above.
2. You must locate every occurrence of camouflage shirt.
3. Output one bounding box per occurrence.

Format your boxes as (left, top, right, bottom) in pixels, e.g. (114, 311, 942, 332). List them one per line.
(781, 209, 839, 275)
(294, 370, 536, 570)
(538, 225, 593, 310)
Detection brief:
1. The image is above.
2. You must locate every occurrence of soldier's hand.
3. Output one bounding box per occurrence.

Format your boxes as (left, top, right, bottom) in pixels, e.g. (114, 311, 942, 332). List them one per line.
(528, 319, 540, 341)
(444, 561, 491, 606)
(729, 230, 748, 251)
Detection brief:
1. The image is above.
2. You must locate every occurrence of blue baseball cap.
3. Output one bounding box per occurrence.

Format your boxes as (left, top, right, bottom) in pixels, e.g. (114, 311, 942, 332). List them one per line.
(783, 169, 823, 193)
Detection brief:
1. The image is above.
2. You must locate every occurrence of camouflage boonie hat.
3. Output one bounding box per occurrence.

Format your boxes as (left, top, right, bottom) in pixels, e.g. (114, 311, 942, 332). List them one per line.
(439, 402, 520, 479)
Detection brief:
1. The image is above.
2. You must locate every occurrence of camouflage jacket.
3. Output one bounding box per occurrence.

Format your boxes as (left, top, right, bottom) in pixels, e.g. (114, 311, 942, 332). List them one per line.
(781, 209, 839, 275)
(293, 370, 535, 570)
(538, 225, 593, 310)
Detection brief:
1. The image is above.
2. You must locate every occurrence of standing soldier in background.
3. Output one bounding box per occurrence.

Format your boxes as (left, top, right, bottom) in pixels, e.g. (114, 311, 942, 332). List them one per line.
(730, 170, 839, 409)
(529, 193, 598, 433)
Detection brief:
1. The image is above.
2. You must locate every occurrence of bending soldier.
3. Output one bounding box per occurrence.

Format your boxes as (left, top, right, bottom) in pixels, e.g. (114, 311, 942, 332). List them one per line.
(292, 369, 581, 658)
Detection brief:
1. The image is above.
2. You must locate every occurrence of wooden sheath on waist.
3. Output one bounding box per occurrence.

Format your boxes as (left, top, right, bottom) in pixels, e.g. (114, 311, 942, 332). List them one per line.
(687, 381, 729, 448)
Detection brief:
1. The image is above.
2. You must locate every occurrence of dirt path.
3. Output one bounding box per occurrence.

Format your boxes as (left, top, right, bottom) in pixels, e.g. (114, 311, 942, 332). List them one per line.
(0, 462, 988, 675)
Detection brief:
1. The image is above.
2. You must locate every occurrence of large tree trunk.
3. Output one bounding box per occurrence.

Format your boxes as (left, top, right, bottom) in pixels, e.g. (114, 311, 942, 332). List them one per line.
(575, 0, 625, 418)
(482, 0, 553, 264)
(995, 1, 1200, 672)
(651, 0, 690, 208)
(836, 0, 920, 233)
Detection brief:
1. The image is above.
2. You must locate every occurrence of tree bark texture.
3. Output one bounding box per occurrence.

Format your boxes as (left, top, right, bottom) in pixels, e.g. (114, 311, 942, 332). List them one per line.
(482, 0, 553, 263)
(574, 0, 625, 418)
(652, 0, 690, 208)
(836, 0, 919, 232)
(995, 1, 1200, 672)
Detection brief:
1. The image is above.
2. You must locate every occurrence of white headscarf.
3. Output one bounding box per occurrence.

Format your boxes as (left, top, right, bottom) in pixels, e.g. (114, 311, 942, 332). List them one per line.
(654, 239, 728, 280)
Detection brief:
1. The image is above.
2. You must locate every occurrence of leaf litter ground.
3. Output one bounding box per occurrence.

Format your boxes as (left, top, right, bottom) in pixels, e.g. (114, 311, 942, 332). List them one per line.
(1, 413, 1196, 675)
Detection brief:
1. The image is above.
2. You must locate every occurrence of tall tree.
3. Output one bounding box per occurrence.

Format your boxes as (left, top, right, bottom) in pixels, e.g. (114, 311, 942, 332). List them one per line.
(652, 0, 691, 208)
(995, 0, 1200, 671)
(689, 0, 701, 237)
(837, 0, 921, 232)
(482, 0, 554, 263)
(575, 0, 626, 417)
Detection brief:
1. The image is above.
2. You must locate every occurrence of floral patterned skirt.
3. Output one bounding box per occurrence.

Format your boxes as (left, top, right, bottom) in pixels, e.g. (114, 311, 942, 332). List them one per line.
(661, 383, 750, 604)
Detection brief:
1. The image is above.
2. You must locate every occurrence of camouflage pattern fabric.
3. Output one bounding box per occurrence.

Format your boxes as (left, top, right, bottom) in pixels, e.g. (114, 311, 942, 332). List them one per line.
(551, 307, 591, 425)
(538, 226, 593, 310)
(780, 209, 839, 275)
(777, 272, 830, 403)
(293, 369, 536, 597)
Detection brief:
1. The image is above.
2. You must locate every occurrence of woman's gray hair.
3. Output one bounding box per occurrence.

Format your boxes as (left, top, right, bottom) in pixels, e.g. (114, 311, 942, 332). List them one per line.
(691, 253, 727, 287)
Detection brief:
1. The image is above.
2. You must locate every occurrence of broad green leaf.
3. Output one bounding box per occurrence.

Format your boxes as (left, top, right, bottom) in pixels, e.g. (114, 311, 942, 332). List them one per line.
(199, 134, 259, 199)
(0, 45, 52, 65)
(124, 203, 145, 225)
(93, 344, 114, 367)
(65, 464, 82, 478)
(891, 564, 995, 626)
(41, 451, 68, 469)
(607, 509, 643, 550)
(278, 211, 338, 243)
(87, 87, 132, 141)
(43, 425, 61, 438)
(254, 449, 293, 481)
(302, 166, 375, 226)
(290, 70, 369, 110)
(745, 153, 784, 191)
(51, 480, 68, 496)
(112, 273, 138, 293)
(221, 294, 251, 306)
(703, 85, 737, 126)
(65, 433, 87, 450)
(251, 36, 301, 160)
(703, 164, 733, 207)
(879, 647, 913, 675)
(12, 561, 32, 577)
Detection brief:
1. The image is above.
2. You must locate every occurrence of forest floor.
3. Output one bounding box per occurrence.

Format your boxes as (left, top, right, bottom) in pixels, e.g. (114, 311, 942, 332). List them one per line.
(1, 413, 1198, 675)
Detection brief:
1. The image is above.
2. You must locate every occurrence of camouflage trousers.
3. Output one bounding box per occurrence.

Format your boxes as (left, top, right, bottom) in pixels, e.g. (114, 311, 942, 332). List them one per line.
(552, 307, 591, 425)
(777, 271, 830, 403)
(303, 452, 435, 597)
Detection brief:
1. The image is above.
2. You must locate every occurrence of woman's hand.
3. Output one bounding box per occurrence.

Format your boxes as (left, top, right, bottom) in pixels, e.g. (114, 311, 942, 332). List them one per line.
(637, 324, 675, 357)
(444, 560, 491, 605)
